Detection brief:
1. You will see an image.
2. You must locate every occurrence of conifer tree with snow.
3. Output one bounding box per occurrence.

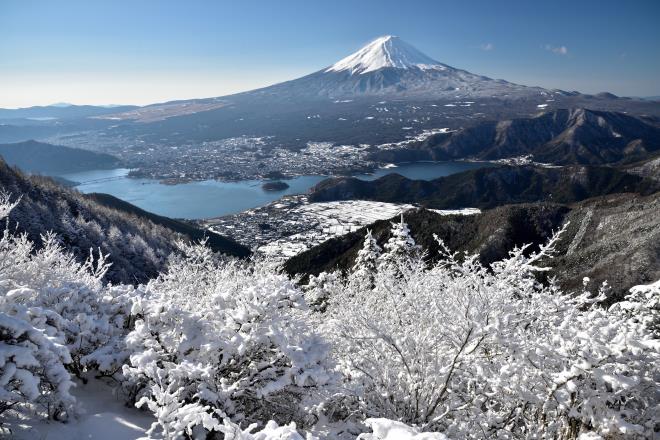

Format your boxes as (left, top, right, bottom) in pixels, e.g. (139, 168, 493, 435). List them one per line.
(377, 214, 421, 275)
(350, 229, 382, 289)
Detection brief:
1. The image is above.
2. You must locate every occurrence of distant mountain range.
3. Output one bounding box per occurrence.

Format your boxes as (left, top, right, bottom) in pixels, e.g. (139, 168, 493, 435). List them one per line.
(0, 104, 138, 120)
(371, 108, 660, 165)
(0, 140, 122, 175)
(309, 165, 659, 209)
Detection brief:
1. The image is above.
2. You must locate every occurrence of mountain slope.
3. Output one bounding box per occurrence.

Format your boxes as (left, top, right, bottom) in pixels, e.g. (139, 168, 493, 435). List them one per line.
(285, 192, 660, 298)
(0, 159, 250, 284)
(0, 140, 121, 175)
(308, 165, 659, 209)
(86, 192, 250, 258)
(284, 204, 570, 280)
(371, 108, 660, 165)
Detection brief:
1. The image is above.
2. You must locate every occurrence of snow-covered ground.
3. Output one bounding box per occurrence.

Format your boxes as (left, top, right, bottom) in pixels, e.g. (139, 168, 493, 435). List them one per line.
(429, 207, 481, 216)
(205, 195, 481, 260)
(376, 128, 452, 151)
(482, 155, 562, 168)
(6, 375, 153, 440)
(256, 200, 416, 258)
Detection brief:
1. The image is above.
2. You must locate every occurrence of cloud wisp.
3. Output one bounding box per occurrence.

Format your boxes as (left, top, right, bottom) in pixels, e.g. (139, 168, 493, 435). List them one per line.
(479, 43, 494, 51)
(545, 44, 568, 55)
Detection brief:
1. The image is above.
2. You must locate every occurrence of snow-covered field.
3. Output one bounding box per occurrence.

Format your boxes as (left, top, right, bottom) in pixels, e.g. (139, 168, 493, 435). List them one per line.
(257, 200, 416, 258)
(206, 196, 481, 259)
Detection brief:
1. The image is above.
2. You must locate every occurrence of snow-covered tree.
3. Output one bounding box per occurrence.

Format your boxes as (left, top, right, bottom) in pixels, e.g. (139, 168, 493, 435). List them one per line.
(318, 224, 660, 438)
(122, 240, 334, 438)
(610, 279, 659, 336)
(377, 214, 421, 275)
(0, 191, 137, 426)
(357, 418, 449, 440)
(305, 271, 345, 313)
(0, 312, 74, 421)
(217, 418, 321, 440)
(350, 229, 382, 289)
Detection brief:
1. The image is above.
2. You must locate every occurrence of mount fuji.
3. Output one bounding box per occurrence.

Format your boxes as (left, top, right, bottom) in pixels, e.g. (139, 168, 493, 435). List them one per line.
(72, 35, 658, 154)
(244, 35, 547, 100)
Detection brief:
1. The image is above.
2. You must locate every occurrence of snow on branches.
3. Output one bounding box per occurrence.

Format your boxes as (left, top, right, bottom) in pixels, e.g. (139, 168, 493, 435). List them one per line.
(0, 188, 657, 440)
(0, 192, 137, 425)
(0, 312, 74, 421)
(320, 222, 660, 439)
(122, 240, 334, 438)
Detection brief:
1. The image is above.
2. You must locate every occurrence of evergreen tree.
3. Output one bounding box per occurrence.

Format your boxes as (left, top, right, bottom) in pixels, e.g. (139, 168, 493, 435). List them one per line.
(351, 229, 382, 288)
(378, 213, 420, 273)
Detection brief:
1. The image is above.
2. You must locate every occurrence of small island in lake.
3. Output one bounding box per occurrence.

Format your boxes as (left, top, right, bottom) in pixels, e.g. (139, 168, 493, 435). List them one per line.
(262, 181, 290, 191)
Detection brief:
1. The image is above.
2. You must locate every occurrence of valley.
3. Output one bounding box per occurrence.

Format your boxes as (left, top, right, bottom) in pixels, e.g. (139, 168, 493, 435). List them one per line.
(1, 35, 658, 274)
(21, 95, 660, 184)
(56, 161, 489, 218)
(2, 35, 658, 275)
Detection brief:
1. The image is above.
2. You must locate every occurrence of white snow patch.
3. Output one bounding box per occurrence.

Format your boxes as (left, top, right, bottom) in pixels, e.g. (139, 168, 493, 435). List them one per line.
(429, 208, 481, 216)
(358, 418, 449, 440)
(326, 36, 448, 75)
(8, 376, 153, 440)
(377, 128, 452, 150)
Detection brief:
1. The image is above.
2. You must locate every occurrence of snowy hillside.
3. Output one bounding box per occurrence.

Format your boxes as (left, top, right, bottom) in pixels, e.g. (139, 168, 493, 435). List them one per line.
(1, 189, 658, 439)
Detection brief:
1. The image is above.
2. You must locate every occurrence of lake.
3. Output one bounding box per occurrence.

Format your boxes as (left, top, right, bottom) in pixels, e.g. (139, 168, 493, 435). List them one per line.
(60, 161, 489, 219)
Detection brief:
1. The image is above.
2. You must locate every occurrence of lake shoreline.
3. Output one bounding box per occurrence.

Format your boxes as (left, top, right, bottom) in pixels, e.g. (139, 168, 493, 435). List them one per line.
(58, 161, 494, 219)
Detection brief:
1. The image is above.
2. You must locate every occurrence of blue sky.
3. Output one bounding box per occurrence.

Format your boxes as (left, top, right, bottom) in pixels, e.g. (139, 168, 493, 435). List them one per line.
(1, 0, 659, 107)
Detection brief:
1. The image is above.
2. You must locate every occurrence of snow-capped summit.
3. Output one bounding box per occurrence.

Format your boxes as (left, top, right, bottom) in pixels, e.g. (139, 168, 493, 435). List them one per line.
(239, 36, 550, 100)
(326, 35, 447, 75)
